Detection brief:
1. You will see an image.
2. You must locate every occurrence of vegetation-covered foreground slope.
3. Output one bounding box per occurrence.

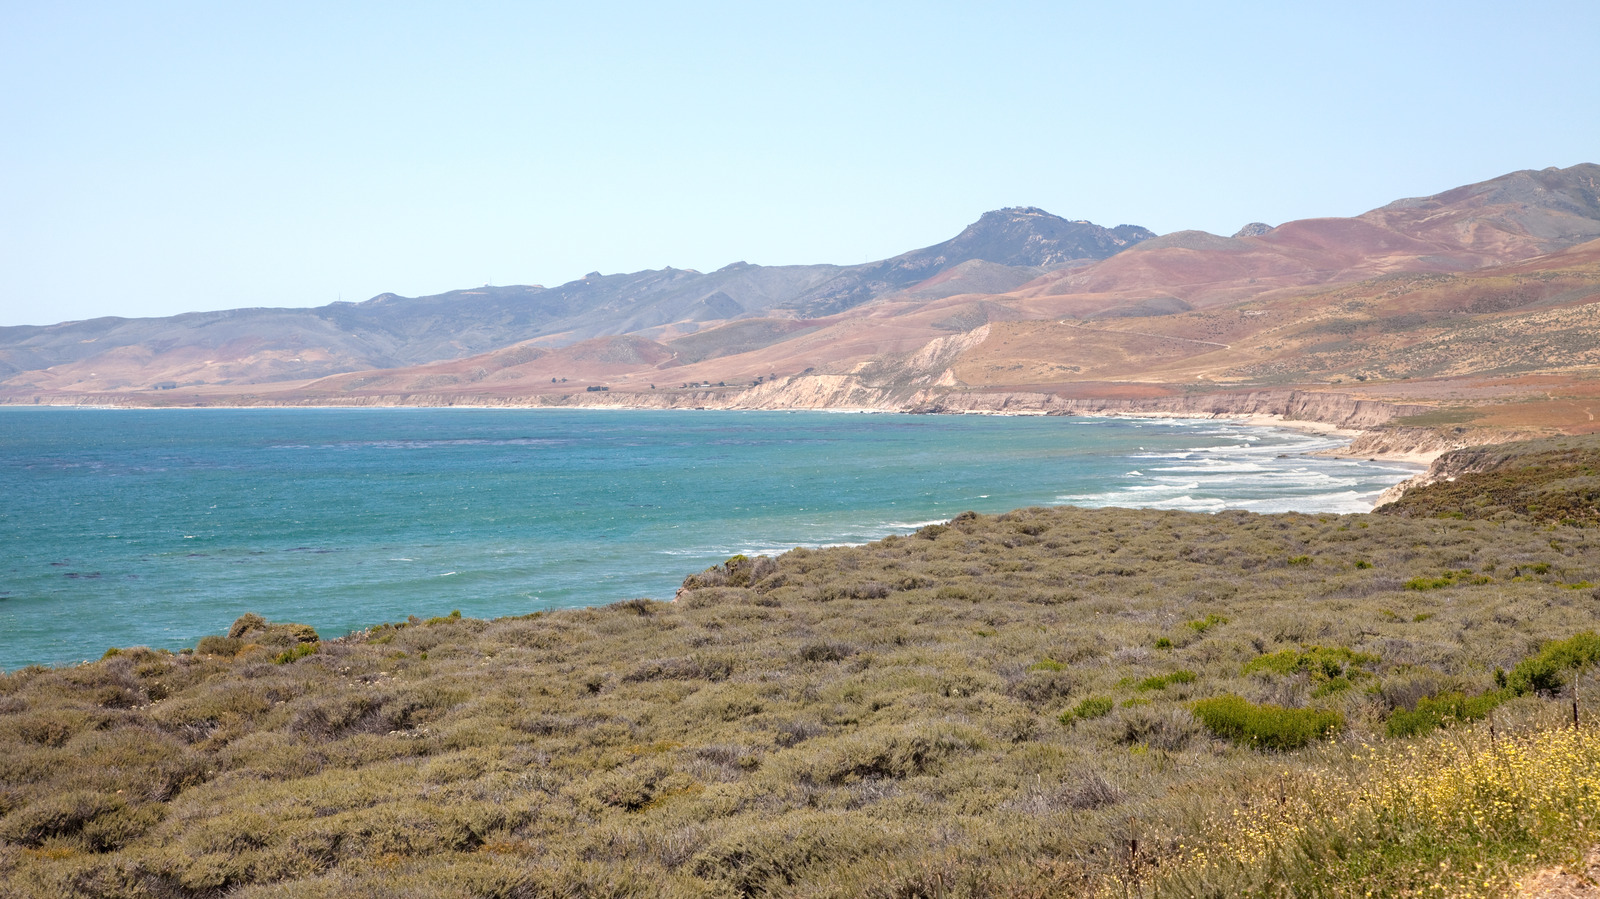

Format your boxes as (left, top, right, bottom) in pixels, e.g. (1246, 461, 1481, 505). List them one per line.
(1379, 433, 1600, 526)
(4, 440, 1600, 897)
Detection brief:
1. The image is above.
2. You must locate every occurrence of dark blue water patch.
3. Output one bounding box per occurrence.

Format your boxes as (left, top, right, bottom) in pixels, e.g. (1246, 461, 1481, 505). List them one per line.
(0, 407, 1417, 670)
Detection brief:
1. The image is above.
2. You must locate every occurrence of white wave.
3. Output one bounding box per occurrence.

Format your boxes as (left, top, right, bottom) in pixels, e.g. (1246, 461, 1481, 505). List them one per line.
(1183, 473, 1359, 488)
(1104, 494, 1232, 512)
(1055, 493, 1131, 505)
(656, 541, 822, 558)
(1232, 490, 1373, 514)
(1150, 462, 1267, 473)
(882, 519, 950, 530)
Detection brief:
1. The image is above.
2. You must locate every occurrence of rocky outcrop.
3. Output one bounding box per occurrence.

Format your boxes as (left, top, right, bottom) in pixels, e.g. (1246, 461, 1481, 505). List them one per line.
(1370, 428, 1550, 507)
(1337, 427, 1544, 463)
(863, 325, 992, 386)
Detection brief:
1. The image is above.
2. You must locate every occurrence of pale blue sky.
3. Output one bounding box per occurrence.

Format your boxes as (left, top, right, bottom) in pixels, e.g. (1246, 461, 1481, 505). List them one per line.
(2, 1, 1596, 326)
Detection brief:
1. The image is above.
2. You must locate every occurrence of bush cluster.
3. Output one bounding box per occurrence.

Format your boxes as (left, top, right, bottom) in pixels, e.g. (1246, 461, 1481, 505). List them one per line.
(1506, 631, 1600, 696)
(1191, 695, 1345, 750)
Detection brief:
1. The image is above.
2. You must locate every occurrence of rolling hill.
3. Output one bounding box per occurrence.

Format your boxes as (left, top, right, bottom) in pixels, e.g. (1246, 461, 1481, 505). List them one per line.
(5, 164, 1600, 443)
(0, 210, 1150, 395)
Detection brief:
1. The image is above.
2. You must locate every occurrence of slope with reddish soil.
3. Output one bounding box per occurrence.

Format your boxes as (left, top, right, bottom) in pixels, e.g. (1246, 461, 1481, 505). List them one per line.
(6, 165, 1600, 433)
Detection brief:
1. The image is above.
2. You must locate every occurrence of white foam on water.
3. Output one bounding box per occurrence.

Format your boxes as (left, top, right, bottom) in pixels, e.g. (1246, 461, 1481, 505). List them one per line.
(1127, 482, 1200, 492)
(1140, 495, 1231, 512)
(1057, 422, 1419, 515)
(1231, 490, 1375, 514)
(1150, 462, 1267, 473)
(882, 519, 951, 530)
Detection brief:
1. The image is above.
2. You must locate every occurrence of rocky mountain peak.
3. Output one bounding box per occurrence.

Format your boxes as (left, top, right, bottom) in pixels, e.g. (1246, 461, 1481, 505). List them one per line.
(923, 208, 1156, 270)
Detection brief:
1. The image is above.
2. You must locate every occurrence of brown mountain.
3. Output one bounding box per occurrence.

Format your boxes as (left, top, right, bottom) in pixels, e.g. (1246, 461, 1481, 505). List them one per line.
(1013, 163, 1600, 317)
(5, 164, 1600, 438)
(0, 209, 1149, 395)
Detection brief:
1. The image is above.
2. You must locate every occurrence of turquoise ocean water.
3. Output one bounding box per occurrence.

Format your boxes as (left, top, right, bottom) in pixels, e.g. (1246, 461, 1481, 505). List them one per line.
(0, 407, 1419, 670)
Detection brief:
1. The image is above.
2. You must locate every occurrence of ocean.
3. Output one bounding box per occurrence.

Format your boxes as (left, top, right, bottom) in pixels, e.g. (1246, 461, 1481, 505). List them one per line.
(0, 407, 1419, 670)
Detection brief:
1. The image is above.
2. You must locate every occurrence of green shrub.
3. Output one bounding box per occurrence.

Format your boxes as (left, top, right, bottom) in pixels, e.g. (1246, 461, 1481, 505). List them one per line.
(1385, 690, 1506, 738)
(1060, 696, 1114, 724)
(1506, 631, 1600, 696)
(1185, 613, 1229, 634)
(1404, 569, 1492, 590)
(1136, 670, 1197, 691)
(273, 642, 318, 665)
(1243, 645, 1377, 681)
(1404, 575, 1452, 590)
(1310, 676, 1352, 698)
(1191, 695, 1344, 750)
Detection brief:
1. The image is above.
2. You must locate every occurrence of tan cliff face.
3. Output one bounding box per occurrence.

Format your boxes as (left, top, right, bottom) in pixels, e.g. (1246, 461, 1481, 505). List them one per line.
(1368, 427, 1554, 507)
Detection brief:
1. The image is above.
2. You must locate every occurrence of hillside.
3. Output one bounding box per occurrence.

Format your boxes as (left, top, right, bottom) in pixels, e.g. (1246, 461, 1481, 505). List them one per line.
(3, 437, 1600, 897)
(0, 210, 1149, 396)
(6, 165, 1599, 457)
(1379, 432, 1600, 523)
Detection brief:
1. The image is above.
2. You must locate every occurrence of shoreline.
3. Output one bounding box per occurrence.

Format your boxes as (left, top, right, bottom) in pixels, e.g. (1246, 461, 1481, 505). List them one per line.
(0, 408, 1436, 670)
(2, 396, 1432, 460)
(948, 408, 1444, 466)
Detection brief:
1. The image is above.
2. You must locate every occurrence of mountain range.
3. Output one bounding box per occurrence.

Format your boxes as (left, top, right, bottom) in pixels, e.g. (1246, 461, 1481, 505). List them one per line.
(0, 209, 1154, 389)
(5, 163, 1600, 441)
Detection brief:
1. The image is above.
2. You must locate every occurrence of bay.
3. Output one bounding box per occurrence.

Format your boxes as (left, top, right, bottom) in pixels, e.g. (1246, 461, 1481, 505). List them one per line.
(0, 407, 1418, 670)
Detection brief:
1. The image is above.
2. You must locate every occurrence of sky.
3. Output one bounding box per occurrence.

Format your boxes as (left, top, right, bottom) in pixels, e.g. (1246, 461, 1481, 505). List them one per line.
(2, 1, 1596, 327)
